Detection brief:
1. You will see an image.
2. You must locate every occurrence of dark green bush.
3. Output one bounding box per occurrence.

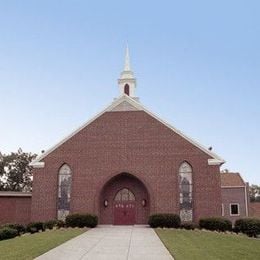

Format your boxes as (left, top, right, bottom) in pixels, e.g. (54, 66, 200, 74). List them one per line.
(148, 214, 181, 228)
(0, 227, 18, 240)
(181, 222, 197, 230)
(65, 213, 98, 228)
(45, 220, 57, 230)
(27, 222, 45, 233)
(234, 218, 260, 237)
(56, 220, 65, 228)
(199, 217, 232, 232)
(4, 224, 26, 235)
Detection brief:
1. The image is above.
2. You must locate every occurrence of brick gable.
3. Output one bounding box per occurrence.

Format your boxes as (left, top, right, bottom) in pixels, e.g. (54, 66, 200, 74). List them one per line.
(31, 110, 222, 223)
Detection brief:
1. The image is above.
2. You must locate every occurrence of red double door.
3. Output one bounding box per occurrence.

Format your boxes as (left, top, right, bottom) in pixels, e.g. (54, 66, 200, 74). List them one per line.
(114, 201, 136, 225)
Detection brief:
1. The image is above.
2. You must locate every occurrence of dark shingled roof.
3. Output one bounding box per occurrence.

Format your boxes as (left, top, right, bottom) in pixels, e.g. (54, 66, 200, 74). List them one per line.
(220, 172, 245, 186)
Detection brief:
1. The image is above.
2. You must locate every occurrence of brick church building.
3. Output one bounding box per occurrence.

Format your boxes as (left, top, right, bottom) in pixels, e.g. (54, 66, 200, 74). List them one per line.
(28, 48, 226, 225)
(0, 49, 252, 225)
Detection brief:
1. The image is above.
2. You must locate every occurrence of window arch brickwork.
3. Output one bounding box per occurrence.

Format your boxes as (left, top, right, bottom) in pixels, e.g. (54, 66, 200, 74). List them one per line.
(179, 162, 193, 222)
(57, 164, 72, 220)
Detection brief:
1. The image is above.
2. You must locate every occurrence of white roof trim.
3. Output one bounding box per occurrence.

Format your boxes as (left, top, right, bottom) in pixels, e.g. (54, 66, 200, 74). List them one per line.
(31, 95, 134, 167)
(31, 94, 225, 167)
(208, 159, 225, 166)
(29, 162, 45, 168)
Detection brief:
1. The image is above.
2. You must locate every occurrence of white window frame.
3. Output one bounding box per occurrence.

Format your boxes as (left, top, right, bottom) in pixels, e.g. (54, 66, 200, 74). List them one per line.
(229, 203, 240, 216)
(221, 203, 224, 216)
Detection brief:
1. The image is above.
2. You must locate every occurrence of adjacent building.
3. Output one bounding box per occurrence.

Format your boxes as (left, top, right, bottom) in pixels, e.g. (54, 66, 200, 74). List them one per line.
(220, 172, 249, 223)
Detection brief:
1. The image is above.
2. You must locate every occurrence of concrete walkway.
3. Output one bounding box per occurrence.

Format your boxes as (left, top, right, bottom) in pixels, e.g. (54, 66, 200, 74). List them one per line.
(36, 225, 173, 260)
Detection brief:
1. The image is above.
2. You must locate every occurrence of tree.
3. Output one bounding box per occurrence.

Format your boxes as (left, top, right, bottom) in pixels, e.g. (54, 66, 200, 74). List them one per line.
(249, 184, 260, 202)
(0, 149, 37, 192)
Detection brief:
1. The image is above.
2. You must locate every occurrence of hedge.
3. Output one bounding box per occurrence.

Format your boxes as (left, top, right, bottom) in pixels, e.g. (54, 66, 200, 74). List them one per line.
(180, 222, 197, 230)
(56, 220, 65, 228)
(3, 224, 26, 235)
(234, 218, 260, 237)
(148, 214, 181, 228)
(65, 213, 98, 228)
(199, 217, 232, 232)
(27, 222, 45, 233)
(0, 227, 18, 240)
(45, 220, 58, 230)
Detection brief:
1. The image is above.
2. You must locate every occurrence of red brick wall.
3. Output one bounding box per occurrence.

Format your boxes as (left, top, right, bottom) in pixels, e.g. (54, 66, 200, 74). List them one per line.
(221, 187, 247, 223)
(31, 110, 221, 223)
(0, 197, 31, 225)
(250, 202, 260, 218)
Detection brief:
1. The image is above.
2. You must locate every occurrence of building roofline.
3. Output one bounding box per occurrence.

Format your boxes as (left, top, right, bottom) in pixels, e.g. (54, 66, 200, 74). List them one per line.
(221, 186, 246, 188)
(0, 191, 32, 197)
(30, 94, 225, 167)
(220, 172, 246, 187)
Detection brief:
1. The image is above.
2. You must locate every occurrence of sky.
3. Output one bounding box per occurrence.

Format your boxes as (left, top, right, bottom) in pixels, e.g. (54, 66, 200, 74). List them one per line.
(0, 1, 259, 184)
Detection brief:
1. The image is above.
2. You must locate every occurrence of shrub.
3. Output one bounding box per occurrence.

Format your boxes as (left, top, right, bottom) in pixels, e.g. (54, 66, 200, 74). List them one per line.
(148, 214, 181, 228)
(65, 213, 98, 228)
(4, 224, 26, 235)
(27, 222, 45, 233)
(199, 217, 232, 232)
(45, 220, 58, 230)
(234, 218, 260, 237)
(56, 220, 65, 228)
(0, 227, 18, 240)
(181, 222, 197, 230)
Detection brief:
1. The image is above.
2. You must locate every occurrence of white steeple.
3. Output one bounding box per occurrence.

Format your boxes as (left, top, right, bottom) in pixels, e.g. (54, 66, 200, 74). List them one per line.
(124, 45, 131, 71)
(118, 46, 137, 97)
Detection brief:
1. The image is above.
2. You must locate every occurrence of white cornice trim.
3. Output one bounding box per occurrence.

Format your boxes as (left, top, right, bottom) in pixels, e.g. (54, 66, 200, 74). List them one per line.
(29, 161, 45, 168)
(208, 159, 225, 166)
(31, 94, 225, 167)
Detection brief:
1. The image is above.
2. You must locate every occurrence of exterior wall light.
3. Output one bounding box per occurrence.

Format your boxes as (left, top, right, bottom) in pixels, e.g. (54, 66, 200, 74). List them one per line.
(104, 200, 108, 207)
(142, 199, 146, 207)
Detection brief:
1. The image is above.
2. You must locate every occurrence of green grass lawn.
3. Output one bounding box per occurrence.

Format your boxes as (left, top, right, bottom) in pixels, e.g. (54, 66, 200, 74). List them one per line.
(156, 229, 260, 260)
(0, 228, 86, 260)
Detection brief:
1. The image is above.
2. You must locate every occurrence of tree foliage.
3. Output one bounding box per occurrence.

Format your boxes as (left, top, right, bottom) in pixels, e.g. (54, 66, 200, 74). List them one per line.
(249, 184, 260, 202)
(0, 149, 37, 192)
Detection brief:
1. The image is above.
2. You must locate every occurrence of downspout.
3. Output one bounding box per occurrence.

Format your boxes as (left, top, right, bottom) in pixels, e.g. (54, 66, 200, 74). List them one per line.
(244, 185, 248, 217)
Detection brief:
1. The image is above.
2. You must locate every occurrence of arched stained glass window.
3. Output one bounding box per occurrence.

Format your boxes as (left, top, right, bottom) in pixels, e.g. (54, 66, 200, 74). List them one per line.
(179, 162, 193, 222)
(57, 164, 72, 220)
(114, 188, 135, 201)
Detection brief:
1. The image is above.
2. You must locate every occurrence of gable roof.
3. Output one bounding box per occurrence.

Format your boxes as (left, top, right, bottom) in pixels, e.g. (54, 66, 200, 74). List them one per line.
(30, 94, 225, 167)
(220, 172, 246, 187)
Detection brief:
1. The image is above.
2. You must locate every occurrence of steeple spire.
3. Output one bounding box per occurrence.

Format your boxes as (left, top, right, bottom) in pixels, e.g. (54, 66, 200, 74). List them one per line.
(124, 45, 131, 71)
(118, 45, 137, 97)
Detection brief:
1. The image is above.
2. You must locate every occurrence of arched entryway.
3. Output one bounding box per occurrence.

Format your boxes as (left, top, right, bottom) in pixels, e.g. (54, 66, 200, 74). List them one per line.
(99, 173, 150, 225)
